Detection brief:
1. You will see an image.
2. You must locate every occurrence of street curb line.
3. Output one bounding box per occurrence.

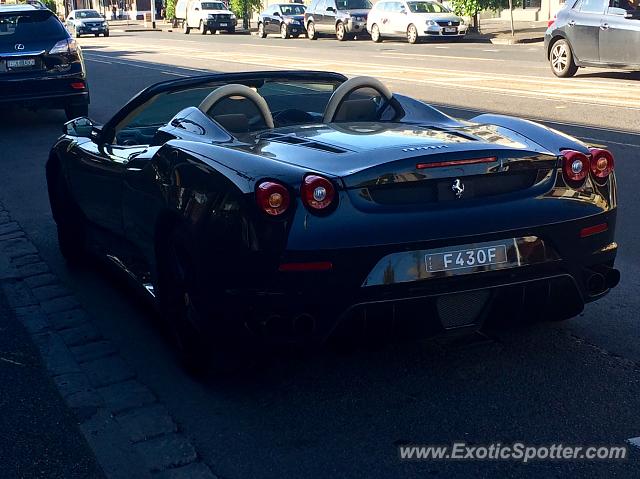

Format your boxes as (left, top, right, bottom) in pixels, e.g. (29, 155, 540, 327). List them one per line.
(0, 201, 218, 479)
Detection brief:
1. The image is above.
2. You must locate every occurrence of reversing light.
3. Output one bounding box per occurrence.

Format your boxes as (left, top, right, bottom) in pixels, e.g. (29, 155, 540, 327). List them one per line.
(301, 174, 336, 212)
(589, 148, 614, 180)
(256, 181, 290, 216)
(49, 39, 77, 55)
(561, 150, 589, 184)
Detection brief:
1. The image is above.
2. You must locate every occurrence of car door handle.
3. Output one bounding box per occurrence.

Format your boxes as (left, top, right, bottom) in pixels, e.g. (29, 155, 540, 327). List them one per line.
(567, 20, 576, 26)
(600, 23, 610, 30)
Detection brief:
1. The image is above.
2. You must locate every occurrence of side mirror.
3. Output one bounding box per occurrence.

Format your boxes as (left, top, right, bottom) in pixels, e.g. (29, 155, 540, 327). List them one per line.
(63, 117, 94, 137)
(400, 8, 407, 14)
(274, 11, 280, 16)
(326, 6, 335, 12)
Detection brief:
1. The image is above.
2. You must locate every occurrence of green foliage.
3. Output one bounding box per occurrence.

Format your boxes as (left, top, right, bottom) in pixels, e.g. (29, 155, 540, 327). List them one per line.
(450, 0, 520, 16)
(229, 0, 262, 21)
(42, 0, 57, 14)
(166, 0, 176, 20)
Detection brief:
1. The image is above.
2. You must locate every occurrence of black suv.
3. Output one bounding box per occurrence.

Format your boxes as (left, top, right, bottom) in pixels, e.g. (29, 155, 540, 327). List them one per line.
(545, 0, 640, 77)
(305, 0, 371, 41)
(0, 4, 89, 119)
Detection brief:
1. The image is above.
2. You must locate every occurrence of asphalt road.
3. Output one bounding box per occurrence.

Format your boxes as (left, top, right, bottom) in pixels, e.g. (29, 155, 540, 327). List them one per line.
(1, 31, 640, 478)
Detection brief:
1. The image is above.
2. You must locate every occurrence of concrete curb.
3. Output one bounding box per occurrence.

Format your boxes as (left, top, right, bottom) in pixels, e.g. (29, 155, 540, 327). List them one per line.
(0, 201, 218, 479)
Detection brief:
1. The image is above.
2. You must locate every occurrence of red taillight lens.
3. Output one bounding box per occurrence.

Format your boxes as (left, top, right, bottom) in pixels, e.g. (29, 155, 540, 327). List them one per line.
(580, 223, 608, 238)
(561, 150, 589, 184)
(301, 174, 336, 212)
(589, 148, 614, 180)
(256, 181, 290, 216)
(547, 15, 556, 28)
(70, 82, 85, 90)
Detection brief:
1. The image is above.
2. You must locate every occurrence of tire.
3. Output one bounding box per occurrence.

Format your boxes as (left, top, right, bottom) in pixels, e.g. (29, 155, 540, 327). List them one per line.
(227, 27, 235, 34)
(336, 21, 346, 41)
(407, 23, 418, 44)
(104, 31, 110, 37)
(550, 38, 578, 78)
(370, 23, 382, 43)
(50, 167, 86, 264)
(307, 21, 317, 40)
(199, 20, 207, 34)
(94, 33, 99, 37)
(258, 22, 266, 38)
(280, 22, 290, 39)
(182, 20, 190, 34)
(74, 30, 81, 38)
(65, 103, 88, 121)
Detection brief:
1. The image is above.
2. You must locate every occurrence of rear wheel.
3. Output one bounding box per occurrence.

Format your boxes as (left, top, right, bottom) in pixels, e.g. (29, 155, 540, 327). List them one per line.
(407, 23, 418, 44)
(258, 22, 266, 38)
(336, 21, 346, 41)
(370, 23, 382, 43)
(280, 22, 290, 39)
(50, 167, 86, 264)
(550, 38, 578, 78)
(65, 103, 88, 121)
(307, 21, 317, 39)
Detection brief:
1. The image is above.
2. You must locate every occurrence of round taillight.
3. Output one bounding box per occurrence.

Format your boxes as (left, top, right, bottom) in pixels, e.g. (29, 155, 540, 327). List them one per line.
(256, 181, 290, 216)
(561, 150, 589, 184)
(301, 174, 336, 212)
(589, 148, 614, 180)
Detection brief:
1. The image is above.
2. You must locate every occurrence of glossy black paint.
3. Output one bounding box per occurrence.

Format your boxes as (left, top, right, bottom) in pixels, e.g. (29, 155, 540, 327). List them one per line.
(46, 70, 618, 345)
(258, 3, 306, 37)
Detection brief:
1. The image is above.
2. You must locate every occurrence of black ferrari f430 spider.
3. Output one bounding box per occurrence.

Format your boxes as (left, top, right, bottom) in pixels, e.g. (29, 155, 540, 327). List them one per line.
(46, 71, 619, 370)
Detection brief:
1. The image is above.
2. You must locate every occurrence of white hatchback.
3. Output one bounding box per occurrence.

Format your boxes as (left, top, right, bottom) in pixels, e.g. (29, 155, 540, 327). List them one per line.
(367, 0, 467, 44)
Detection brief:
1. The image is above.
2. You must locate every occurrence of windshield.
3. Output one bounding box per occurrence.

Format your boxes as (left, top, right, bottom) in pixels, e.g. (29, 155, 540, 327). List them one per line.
(0, 11, 66, 43)
(280, 4, 306, 14)
(75, 10, 102, 18)
(407, 1, 451, 13)
(336, 0, 372, 10)
(201, 2, 226, 9)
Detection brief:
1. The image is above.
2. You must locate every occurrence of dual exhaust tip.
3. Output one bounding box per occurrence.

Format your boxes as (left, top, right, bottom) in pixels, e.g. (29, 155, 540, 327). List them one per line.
(586, 266, 620, 297)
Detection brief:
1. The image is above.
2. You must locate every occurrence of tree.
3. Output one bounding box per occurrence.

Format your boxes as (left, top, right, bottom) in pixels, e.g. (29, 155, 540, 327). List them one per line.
(42, 0, 57, 14)
(229, 0, 262, 29)
(166, 0, 176, 20)
(450, 0, 521, 32)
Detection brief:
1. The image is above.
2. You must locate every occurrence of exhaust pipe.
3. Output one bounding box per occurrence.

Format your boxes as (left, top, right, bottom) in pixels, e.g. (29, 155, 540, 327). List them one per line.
(585, 271, 606, 296)
(592, 265, 621, 290)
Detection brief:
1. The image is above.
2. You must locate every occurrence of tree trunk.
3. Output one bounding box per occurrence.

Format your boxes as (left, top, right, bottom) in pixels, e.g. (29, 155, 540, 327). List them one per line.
(509, 0, 515, 36)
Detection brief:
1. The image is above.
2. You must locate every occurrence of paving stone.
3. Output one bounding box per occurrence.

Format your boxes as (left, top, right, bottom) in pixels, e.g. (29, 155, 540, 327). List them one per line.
(24, 273, 58, 289)
(13, 305, 41, 317)
(59, 322, 102, 347)
(116, 404, 176, 443)
(2, 280, 37, 308)
(19, 309, 49, 334)
(96, 380, 156, 415)
(47, 308, 89, 330)
(156, 462, 217, 479)
(31, 283, 71, 302)
(66, 390, 104, 422)
(0, 237, 37, 259)
(16, 261, 50, 277)
(52, 372, 92, 398)
(0, 231, 25, 242)
(71, 340, 118, 363)
(134, 434, 197, 472)
(40, 295, 80, 314)
(0, 221, 20, 236)
(0, 212, 11, 224)
(82, 355, 136, 388)
(34, 332, 82, 376)
(12, 254, 41, 267)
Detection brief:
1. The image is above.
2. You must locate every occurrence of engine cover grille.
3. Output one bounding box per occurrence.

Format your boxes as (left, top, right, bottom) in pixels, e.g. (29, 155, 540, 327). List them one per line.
(436, 290, 491, 329)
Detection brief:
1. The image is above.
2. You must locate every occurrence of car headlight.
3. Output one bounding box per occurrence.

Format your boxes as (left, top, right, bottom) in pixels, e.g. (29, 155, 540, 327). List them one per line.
(208, 14, 215, 19)
(426, 20, 437, 26)
(230, 13, 236, 19)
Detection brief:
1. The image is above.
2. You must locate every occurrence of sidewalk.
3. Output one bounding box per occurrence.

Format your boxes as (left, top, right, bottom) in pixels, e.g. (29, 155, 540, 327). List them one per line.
(465, 18, 548, 44)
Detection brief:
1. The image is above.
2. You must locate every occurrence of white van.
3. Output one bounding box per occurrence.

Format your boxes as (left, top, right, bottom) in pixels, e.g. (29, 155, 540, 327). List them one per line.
(174, 0, 237, 34)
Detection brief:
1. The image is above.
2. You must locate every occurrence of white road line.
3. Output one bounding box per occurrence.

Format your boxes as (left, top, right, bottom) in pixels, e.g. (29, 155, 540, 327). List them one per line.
(376, 52, 502, 62)
(580, 137, 640, 148)
(85, 57, 112, 64)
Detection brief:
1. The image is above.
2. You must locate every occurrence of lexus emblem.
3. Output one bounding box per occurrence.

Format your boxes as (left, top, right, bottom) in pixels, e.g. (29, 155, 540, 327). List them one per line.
(14, 43, 25, 51)
(452, 178, 465, 199)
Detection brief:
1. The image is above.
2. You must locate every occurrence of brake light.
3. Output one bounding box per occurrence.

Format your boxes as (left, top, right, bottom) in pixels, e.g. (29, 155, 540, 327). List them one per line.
(301, 174, 336, 212)
(70, 82, 85, 90)
(49, 38, 77, 55)
(547, 15, 556, 28)
(256, 181, 290, 216)
(589, 148, 614, 181)
(561, 150, 589, 185)
(580, 223, 608, 238)
(416, 157, 497, 169)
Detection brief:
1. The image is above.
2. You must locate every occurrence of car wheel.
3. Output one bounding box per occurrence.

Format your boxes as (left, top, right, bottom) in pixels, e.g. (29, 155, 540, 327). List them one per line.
(336, 21, 346, 41)
(199, 20, 207, 34)
(104, 31, 110, 37)
(74, 30, 81, 38)
(65, 103, 88, 121)
(227, 26, 235, 34)
(281, 22, 290, 39)
(371, 23, 382, 43)
(307, 21, 317, 40)
(182, 21, 190, 34)
(550, 38, 578, 78)
(50, 167, 86, 265)
(258, 22, 266, 38)
(407, 23, 418, 44)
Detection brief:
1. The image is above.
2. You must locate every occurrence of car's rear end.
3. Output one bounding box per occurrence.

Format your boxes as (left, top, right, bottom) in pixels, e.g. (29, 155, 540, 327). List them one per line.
(239, 122, 618, 343)
(0, 5, 89, 119)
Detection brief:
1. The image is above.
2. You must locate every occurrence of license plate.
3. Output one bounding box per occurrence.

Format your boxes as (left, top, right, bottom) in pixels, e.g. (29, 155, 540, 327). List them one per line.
(7, 58, 36, 68)
(220, 23, 227, 26)
(444, 27, 457, 33)
(91, 27, 99, 31)
(426, 245, 508, 273)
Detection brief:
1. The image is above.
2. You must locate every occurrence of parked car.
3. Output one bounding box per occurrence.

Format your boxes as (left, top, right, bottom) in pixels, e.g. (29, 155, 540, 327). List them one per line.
(47, 70, 619, 373)
(545, 0, 640, 77)
(0, 3, 89, 120)
(305, 0, 371, 41)
(367, 0, 467, 44)
(174, 0, 237, 34)
(65, 9, 109, 38)
(258, 3, 307, 39)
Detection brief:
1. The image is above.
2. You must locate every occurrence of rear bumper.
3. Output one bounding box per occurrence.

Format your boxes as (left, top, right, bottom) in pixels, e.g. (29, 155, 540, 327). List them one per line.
(0, 74, 89, 108)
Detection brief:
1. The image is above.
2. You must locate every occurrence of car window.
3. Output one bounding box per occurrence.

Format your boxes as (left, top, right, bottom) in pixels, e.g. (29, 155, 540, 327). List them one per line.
(0, 10, 66, 43)
(280, 4, 306, 14)
(609, 0, 638, 10)
(75, 10, 102, 19)
(390, 2, 403, 12)
(336, 0, 372, 9)
(201, 2, 225, 9)
(407, 1, 451, 13)
(579, 0, 607, 13)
